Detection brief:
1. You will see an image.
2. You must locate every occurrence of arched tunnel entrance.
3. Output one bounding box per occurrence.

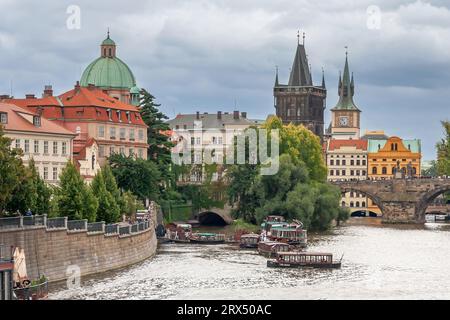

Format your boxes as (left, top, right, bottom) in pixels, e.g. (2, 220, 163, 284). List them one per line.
(197, 211, 228, 226)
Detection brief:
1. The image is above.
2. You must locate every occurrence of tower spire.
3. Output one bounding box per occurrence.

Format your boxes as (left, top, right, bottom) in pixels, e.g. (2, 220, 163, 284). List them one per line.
(274, 66, 279, 86)
(322, 67, 326, 89)
(333, 49, 359, 110)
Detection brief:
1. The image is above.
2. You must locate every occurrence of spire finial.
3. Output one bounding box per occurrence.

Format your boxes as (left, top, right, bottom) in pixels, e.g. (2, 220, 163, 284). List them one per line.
(297, 30, 300, 45)
(345, 46, 348, 58)
(303, 32, 306, 46)
(107, 27, 110, 39)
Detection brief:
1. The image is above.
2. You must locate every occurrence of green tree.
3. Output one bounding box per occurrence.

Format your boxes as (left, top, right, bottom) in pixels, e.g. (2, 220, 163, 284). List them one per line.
(108, 153, 161, 201)
(101, 164, 124, 213)
(91, 171, 120, 223)
(437, 121, 450, 176)
(263, 116, 327, 181)
(422, 160, 438, 177)
(139, 88, 174, 169)
(6, 159, 37, 214)
(122, 191, 139, 218)
(0, 126, 25, 215)
(57, 161, 98, 221)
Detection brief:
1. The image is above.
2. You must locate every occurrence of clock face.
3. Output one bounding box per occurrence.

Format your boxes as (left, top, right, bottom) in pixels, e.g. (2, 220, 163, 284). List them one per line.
(339, 116, 349, 126)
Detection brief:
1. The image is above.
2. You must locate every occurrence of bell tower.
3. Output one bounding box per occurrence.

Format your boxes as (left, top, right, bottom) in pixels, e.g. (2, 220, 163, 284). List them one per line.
(330, 51, 361, 140)
(101, 30, 116, 58)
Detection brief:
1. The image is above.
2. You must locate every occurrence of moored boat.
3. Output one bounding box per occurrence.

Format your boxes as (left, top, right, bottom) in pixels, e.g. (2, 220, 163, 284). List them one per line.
(166, 223, 192, 243)
(239, 233, 260, 249)
(258, 241, 291, 258)
(268, 225, 307, 247)
(189, 233, 225, 244)
(267, 252, 342, 269)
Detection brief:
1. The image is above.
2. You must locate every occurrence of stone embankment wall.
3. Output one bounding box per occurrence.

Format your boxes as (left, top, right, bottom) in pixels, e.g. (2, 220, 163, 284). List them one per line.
(0, 218, 157, 283)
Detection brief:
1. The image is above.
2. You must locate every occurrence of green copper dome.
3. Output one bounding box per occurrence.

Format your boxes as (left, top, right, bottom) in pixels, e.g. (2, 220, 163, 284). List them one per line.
(102, 37, 116, 45)
(80, 56, 136, 89)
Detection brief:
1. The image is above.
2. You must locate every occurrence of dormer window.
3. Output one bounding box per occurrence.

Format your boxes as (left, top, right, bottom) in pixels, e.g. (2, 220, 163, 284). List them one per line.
(107, 109, 112, 121)
(126, 111, 131, 123)
(33, 116, 41, 127)
(117, 110, 122, 122)
(0, 112, 7, 124)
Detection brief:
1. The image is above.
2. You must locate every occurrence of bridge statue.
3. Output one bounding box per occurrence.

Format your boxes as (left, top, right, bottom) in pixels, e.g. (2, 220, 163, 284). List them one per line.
(332, 178, 450, 224)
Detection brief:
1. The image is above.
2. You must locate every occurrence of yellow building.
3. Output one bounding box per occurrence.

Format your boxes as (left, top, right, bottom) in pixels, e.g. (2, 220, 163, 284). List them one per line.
(366, 135, 422, 214)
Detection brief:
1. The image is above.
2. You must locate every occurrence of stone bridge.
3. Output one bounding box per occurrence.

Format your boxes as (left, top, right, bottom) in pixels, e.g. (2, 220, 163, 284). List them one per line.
(332, 178, 450, 223)
(196, 205, 234, 226)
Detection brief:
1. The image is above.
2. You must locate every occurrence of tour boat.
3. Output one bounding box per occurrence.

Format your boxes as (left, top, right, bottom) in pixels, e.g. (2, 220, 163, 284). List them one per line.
(267, 225, 307, 247)
(258, 241, 291, 258)
(189, 233, 226, 244)
(267, 252, 342, 269)
(239, 233, 260, 249)
(166, 223, 192, 243)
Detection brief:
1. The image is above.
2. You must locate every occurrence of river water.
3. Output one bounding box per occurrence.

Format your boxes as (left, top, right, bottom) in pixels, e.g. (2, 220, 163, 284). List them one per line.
(50, 218, 450, 300)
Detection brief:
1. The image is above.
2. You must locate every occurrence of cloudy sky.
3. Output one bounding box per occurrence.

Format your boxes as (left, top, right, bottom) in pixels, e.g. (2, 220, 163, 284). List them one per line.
(0, 0, 449, 160)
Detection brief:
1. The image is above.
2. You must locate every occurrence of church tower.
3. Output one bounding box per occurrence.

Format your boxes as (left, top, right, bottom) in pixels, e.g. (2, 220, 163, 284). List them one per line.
(273, 33, 327, 139)
(330, 52, 361, 140)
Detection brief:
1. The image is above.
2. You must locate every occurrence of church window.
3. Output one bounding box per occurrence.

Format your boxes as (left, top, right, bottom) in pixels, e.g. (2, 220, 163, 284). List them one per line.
(108, 48, 112, 56)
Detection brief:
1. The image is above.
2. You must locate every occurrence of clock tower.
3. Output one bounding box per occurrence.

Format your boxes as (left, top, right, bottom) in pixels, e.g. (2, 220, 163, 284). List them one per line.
(330, 52, 361, 140)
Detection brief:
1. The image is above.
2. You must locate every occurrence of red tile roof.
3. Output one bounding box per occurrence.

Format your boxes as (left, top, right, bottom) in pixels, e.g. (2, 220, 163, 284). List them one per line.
(328, 139, 368, 151)
(0, 102, 75, 136)
(3, 86, 146, 126)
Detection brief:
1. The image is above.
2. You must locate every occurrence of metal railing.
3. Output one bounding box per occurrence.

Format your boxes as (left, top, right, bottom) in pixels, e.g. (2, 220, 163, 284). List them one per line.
(87, 222, 105, 233)
(105, 223, 119, 235)
(0, 215, 152, 237)
(67, 219, 88, 231)
(119, 226, 131, 236)
(46, 217, 67, 229)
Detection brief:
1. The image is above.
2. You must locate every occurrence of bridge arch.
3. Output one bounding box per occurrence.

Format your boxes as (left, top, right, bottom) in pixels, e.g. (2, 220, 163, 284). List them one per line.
(197, 211, 228, 226)
(416, 185, 450, 221)
(338, 186, 385, 216)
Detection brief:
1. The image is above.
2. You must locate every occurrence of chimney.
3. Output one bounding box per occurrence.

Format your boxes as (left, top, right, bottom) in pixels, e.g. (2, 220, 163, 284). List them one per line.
(74, 81, 80, 93)
(241, 112, 247, 119)
(25, 94, 36, 99)
(233, 110, 239, 120)
(43, 85, 53, 97)
(196, 111, 200, 120)
(217, 111, 222, 119)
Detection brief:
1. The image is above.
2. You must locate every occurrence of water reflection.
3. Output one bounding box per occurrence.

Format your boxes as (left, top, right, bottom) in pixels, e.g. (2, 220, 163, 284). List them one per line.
(50, 219, 450, 300)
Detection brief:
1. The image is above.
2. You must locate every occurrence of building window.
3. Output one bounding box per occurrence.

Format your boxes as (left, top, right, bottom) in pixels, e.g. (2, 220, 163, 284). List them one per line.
(24, 140, 29, 153)
(196, 137, 201, 145)
(362, 201, 366, 207)
(53, 141, 58, 155)
(356, 160, 360, 166)
(15, 139, 20, 150)
(218, 136, 223, 145)
(53, 167, 58, 181)
(191, 137, 195, 145)
(129, 129, 135, 141)
(110, 127, 116, 139)
(44, 141, 49, 154)
(138, 148, 143, 159)
(362, 170, 366, 176)
(99, 145, 105, 158)
(336, 160, 340, 166)
(34, 140, 39, 154)
(110, 146, 115, 155)
(330, 170, 334, 176)
(98, 126, 105, 138)
(330, 159, 334, 166)
(372, 167, 377, 175)
(62, 142, 67, 155)
(350, 160, 354, 166)
(0, 112, 7, 124)
(120, 147, 125, 155)
(342, 170, 346, 176)
(138, 129, 144, 141)
(382, 167, 387, 175)
(342, 160, 346, 166)
(350, 170, 354, 176)
(33, 116, 41, 127)
(356, 201, 360, 207)
(356, 170, 360, 176)
(107, 109, 112, 121)
(336, 170, 340, 176)
(350, 202, 354, 208)
(362, 160, 366, 166)
(126, 111, 131, 122)
(341, 201, 346, 207)
(212, 137, 217, 144)
(117, 110, 122, 122)
(120, 128, 126, 140)
(43, 167, 48, 180)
